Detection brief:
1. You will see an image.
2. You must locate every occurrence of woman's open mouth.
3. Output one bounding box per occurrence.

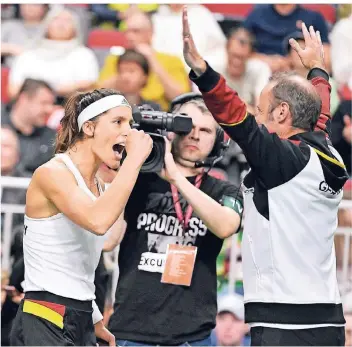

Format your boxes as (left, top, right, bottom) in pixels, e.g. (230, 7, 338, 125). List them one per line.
(112, 143, 125, 160)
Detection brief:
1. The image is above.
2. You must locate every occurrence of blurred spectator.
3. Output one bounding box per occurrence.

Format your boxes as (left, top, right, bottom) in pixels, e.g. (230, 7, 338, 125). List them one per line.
(332, 101, 352, 275)
(152, 4, 226, 72)
(1, 126, 22, 178)
(212, 294, 249, 346)
(115, 49, 161, 110)
(1, 4, 17, 20)
(219, 27, 271, 114)
(91, 4, 158, 31)
(244, 4, 331, 73)
(10, 224, 25, 265)
(2, 78, 56, 173)
(330, 15, 352, 91)
(331, 101, 352, 175)
(1, 4, 49, 67)
(1, 271, 10, 308)
(8, 7, 99, 100)
(99, 11, 190, 111)
(337, 4, 352, 20)
(284, 31, 340, 114)
(1, 257, 25, 346)
(1, 125, 31, 229)
(64, 4, 91, 45)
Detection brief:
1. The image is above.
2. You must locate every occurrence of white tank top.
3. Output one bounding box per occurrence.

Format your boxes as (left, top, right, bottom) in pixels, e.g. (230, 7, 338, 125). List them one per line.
(23, 154, 107, 301)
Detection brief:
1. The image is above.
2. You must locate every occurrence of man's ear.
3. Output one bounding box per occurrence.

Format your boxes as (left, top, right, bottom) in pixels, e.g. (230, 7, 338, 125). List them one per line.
(17, 93, 28, 105)
(82, 121, 95, 137)
(277, 102, 290, 123)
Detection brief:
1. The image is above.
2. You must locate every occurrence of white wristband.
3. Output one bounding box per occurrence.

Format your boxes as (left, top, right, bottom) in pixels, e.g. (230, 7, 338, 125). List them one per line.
(92, 300, 103, 324)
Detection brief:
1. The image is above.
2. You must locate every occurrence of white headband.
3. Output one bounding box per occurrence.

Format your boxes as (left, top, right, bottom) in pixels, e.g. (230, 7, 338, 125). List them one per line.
(77, 95, 131, 131)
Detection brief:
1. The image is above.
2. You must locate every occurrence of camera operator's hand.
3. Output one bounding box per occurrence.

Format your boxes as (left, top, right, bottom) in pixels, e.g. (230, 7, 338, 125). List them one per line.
(182, 6, 207, 77)
(158, 138, 183, 184)
(125, 129, 153, 168)
(289, 22, 325, 71)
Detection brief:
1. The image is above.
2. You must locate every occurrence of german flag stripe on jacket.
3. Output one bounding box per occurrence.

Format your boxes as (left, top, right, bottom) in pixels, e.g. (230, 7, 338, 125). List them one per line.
(23, 299, 66, 329)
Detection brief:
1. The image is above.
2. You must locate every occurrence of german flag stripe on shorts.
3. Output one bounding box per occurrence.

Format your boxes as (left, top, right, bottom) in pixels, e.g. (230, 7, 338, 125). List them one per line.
(23, 299, 66, 329)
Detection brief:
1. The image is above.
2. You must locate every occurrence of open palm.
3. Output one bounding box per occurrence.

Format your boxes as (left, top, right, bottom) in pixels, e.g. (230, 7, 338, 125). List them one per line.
(182, 6, 206, 76)
(289, 22, 325, 71)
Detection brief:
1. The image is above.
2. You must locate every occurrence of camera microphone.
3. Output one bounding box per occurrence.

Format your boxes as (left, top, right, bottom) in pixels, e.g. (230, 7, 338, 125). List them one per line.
(194, 155, 224, 168)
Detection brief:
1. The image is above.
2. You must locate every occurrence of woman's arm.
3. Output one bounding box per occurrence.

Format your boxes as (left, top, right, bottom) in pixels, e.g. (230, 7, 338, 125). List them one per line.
(27, 130, 152, 236)
(103, 211, 127, 251)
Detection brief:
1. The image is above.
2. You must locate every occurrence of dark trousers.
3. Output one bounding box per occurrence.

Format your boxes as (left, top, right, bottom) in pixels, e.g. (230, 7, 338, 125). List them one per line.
(251, 326, 345, 346)
(116, 335, 212, 347)
(10, 291, 96, 346)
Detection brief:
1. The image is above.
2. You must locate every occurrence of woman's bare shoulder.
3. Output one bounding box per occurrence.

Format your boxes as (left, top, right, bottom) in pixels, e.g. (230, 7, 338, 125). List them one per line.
(31, 157, 74, 191)
(25, 158, 68, 216)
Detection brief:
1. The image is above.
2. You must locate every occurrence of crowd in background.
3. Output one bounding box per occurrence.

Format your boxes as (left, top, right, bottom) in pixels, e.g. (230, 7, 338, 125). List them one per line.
(1, 3, 352, 346)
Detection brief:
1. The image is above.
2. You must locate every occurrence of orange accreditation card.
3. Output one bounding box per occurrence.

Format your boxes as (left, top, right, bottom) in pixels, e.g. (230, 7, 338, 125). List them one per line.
(161, 244, 197, 286)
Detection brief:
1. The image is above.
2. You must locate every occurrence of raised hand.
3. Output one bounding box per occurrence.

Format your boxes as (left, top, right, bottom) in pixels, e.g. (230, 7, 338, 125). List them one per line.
(182, 5, 207, 76)
(289, 22, 325, 71)
(125, 129, 153, 167)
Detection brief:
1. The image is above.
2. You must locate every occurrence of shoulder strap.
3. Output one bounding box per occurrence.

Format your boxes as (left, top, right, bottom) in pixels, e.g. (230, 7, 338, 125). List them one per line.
(56, 154, 96, 200)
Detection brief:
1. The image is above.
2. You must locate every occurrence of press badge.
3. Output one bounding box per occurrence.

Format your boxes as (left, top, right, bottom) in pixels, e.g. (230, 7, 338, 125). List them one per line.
(161, 244, 198, 286)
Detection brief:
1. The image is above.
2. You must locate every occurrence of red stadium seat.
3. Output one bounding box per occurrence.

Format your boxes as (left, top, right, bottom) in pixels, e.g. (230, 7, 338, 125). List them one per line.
(87, 29, 129, 49)
(302, 4, 336, 25)
(203, 4, 253, 18)
(1, 66, 10, 104)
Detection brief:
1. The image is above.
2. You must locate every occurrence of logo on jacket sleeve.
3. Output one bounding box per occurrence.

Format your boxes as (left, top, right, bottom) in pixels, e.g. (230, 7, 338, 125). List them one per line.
(319, 181, 341, 195)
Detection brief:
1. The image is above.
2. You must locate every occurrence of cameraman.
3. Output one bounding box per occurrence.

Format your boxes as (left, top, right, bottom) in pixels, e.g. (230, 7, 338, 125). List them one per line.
(108, 94, 243, 346)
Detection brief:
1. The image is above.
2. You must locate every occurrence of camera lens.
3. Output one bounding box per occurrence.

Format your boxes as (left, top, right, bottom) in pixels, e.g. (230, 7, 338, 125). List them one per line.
(140, 135, 165, 173)
(144, 146, 158, 165)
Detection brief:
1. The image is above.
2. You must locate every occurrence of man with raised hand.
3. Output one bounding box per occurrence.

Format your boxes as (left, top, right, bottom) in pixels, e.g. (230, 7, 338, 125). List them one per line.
(182, 5, 348, 346)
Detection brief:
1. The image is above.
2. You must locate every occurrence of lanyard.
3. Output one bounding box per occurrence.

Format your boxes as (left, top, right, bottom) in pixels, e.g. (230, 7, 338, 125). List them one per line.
(170, 174, 203, 232)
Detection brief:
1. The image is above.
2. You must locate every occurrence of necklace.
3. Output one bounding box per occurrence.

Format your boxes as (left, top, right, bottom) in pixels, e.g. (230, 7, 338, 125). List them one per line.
(67, 151, 98, 192)
(82, 176, 97, 187)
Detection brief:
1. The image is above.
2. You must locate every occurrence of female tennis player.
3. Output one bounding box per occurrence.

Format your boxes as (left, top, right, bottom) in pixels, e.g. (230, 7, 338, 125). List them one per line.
(10, 88, 152, 346)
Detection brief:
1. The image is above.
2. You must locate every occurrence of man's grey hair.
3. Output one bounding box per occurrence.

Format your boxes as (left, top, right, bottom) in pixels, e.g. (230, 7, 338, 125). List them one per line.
(269, 72, 322, 131)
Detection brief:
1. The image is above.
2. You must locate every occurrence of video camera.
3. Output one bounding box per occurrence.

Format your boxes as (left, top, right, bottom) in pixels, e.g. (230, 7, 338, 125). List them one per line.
(129, 105, 193, 173)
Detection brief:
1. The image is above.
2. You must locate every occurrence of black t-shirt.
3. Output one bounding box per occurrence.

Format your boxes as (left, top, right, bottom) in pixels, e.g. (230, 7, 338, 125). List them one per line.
(109, 172, 242, 345)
